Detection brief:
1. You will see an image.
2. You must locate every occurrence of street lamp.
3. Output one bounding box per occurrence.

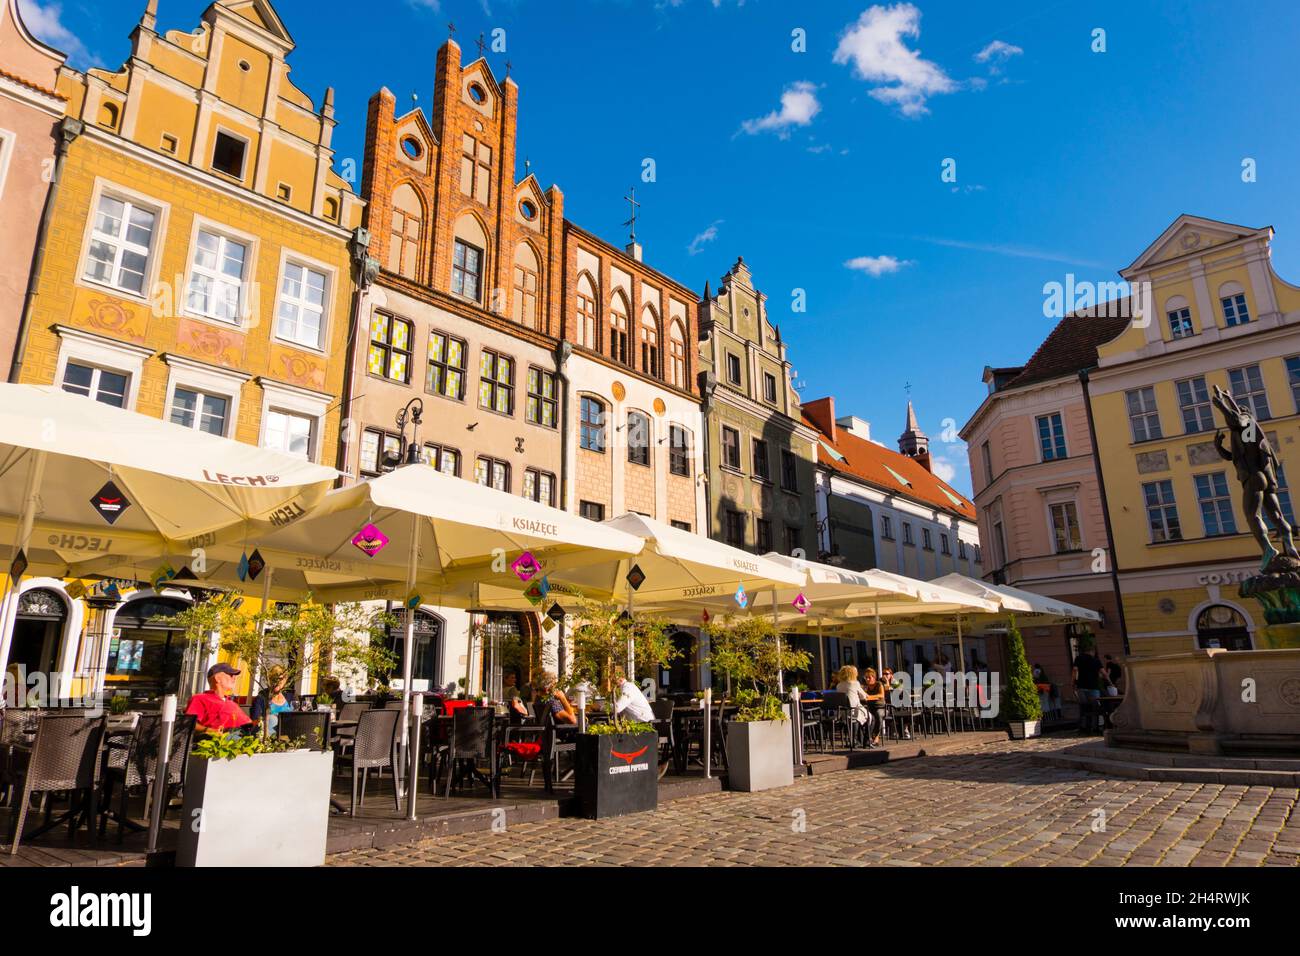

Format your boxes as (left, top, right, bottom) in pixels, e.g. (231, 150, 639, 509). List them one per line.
(382, 398, 425, 470)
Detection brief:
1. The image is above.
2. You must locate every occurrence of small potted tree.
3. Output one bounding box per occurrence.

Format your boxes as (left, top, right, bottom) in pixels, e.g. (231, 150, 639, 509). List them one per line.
(568, 600, 676, 819)
(175, 598, 395, 867)
(1003, 616, 1043, 739)
(705, 614, 810, 792)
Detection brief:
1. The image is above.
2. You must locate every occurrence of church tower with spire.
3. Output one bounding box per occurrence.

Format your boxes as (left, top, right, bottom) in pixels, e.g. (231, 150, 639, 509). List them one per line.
(898, 401, 932, 471)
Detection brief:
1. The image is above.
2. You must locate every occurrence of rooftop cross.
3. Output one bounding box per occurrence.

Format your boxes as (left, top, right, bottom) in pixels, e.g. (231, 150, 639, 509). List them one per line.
(622, 186, 641, 244)
(447, 21, 456, 38)
(477, 32, 487, 57)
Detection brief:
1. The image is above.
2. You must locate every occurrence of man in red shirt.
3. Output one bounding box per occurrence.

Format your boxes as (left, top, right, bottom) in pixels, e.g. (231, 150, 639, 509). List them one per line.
(186, 662, 254, 734)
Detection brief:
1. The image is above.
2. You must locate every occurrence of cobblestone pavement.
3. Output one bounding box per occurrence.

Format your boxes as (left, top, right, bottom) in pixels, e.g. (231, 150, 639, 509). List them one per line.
(327, 734, 1300, 867)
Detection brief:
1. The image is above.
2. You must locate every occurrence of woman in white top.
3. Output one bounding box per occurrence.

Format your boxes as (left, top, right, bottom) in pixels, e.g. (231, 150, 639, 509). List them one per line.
(834, 665, 869, 746)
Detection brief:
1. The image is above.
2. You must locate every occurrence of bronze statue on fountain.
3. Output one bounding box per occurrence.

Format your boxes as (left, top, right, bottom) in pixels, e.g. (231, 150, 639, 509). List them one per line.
(1212, 385, 1300, 633)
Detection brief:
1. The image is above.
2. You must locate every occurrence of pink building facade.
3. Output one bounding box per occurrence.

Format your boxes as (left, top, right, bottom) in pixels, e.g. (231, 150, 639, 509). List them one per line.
(959, 312, 1128, 699)
(0, 0, 66, 379)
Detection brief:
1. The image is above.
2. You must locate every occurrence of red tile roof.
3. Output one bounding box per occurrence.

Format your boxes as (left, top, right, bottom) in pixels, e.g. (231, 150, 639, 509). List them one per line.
(1003, 304, 1130, 390)
(802, 402, 977, 521)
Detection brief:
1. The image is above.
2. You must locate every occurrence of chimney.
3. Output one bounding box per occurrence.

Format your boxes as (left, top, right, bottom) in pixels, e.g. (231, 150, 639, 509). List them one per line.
(835, 415, 871, 441)
(803, 396, 836, 442)
(915, 450, 932, 473)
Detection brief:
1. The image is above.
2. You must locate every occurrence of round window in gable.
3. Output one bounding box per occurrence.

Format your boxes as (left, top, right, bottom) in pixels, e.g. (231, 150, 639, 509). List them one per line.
(519, 199, 538, 221)
(400, 136, 423, 161)
(468, 82, 487, 104)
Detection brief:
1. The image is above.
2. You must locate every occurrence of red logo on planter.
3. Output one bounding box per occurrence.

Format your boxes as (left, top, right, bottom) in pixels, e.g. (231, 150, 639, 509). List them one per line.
(610, 745, 648, 765)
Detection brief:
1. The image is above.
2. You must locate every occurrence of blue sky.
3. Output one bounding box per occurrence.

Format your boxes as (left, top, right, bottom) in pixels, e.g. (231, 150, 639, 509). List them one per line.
(23, 0, 1300, 494)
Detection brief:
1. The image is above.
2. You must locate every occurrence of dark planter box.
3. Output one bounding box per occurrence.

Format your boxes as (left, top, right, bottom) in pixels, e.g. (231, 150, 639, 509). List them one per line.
(574, 730, 658, 819)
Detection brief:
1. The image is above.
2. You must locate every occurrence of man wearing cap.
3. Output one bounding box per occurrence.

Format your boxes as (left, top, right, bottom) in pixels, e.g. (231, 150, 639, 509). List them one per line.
(186, 662, 254, 734)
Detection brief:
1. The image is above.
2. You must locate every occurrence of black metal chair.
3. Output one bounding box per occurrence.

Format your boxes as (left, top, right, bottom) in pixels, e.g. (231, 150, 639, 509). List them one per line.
(340, 708, 400, 816)
(277, 711, 332, 751)
(650, 699, 674, 776)
(800, 701, 825, 752)
(98, 713, 196, 842)
(821, 692, 858, 750)
(444, 708, 500, 798)
(5, 713, 106, 854)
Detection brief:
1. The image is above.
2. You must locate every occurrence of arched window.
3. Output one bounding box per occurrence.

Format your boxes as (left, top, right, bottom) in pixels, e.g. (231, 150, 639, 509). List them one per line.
(388, 184, 422, 280)
(627, 410, 650, 465)
(669, 320, 686, 387)
(1218, 281, 1251, 327)
(580, 396, 606, 452)
(452, 214, 489, 303)
(512, 243, 540, 330)
(640, 306, 660, 378)
(1195, 604, 1251, 651)
(576, 273, 598, 350)
(609, 292, 630, 366)
(1164, 294, 1193, 340)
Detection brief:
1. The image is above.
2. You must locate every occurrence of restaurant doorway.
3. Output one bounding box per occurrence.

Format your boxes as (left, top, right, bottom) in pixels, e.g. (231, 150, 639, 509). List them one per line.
(662, 630, 695, 695)
(385, 608, 444, 693)
(1195, 604, 1252, 651)
(105, 595, 191, 700)
(9, 587, 67, 685)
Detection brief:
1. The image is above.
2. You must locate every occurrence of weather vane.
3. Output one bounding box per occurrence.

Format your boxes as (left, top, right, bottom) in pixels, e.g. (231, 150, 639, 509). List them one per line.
(623, 186, 640, 244)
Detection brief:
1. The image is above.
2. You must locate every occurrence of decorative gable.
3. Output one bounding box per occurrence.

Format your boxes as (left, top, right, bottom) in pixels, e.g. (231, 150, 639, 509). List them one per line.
(1123, 214, 1267, 276)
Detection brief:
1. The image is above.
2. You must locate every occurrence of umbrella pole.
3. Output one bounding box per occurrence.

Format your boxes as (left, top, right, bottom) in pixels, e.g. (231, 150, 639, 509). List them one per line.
(399, 512, 419, 799)
(625, 581, 635, 680)
(873, 600, 883, 678)
(818, 620, 826, 688)
(957, 614, 965, 673)
(773, 590, 784, 695)
(0, 451, 45, 684)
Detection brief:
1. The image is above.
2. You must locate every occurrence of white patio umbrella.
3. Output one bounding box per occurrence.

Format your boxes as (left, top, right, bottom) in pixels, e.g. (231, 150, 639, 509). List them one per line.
(197, 464, 647, 748)
(0, 384, 338, 679)
(930, 572, 1102, 669)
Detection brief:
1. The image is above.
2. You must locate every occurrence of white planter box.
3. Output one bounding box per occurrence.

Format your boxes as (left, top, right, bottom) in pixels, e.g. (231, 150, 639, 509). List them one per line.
(176, 749, 334, 867)
(725, 718, 794, 792)
(1007, 719, 1042, 740)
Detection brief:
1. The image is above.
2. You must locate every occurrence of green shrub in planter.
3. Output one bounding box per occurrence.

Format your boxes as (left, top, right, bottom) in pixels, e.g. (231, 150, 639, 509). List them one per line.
(1003, 616, 1042, 738)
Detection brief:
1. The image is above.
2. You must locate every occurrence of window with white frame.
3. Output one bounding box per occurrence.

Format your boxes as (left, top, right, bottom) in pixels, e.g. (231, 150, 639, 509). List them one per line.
(1142, 479, 1181, 542)
(1049, 501, 1081, 552)
(84, 193, 156, 295)
(62, 362, 129, 408)
(262, 409, 314, 459)
(1287, 356, 1300, 412)
(1126, 386, 1162, 442)
(187, 229, 247, 324)
(276, 262, 328, 349)
(1195, 472, 1236, 537)
(1036, 412, 1067, 460)
(1167, 307, 1193, 339)
(170, 387, 229, 436)
(1228, 364, 1271, 420)
(1175, 376, 1215, 433)
(1221, 292, 1250, 327)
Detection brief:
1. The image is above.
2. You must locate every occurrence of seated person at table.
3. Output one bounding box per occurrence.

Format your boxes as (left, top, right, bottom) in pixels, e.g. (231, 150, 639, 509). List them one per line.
(611, 668, 655, 723)
(502, 670, 530, 720)
(186, 663, 254, 735)
(320, 674, 346, 706)
(862, 667, 885, 748)
(834, 666, 869, 735)
(540, 673, 578, 724)
(250, 665, 295, 734)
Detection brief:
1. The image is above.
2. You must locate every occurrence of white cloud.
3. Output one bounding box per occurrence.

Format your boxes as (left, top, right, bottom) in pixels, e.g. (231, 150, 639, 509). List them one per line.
(974, 39, 1023, 74)
(17, 0, 96, 67)
(406, 0, 441, 9)
(687, 220, 723, 256)
(930, 454, 957, 485)
(739, 81, 821, 136)
(832, 3, 955, 117)
(844, 255, 914, 276)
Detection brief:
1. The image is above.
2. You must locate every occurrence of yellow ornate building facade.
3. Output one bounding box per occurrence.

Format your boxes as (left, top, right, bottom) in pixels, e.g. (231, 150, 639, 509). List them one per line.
(13, 0, 362, 464)
(1089, 215, 1300, 655)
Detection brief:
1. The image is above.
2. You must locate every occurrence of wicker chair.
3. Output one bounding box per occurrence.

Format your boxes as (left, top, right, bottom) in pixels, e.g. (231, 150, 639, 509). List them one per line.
(277, 711, 332, 751)
(339, 707, 401, 816)
(99, 714, 196, 842)
(0, 708, 43, 805)
(5, 713, 106, 854)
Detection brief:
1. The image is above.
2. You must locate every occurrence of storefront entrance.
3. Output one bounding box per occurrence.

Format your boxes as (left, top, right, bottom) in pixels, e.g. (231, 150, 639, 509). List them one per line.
(1195, 604, 1252, 650)
(9, 587, 67, 683)
(105, 596, 191, 700)
(386, 609, 444, 693)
